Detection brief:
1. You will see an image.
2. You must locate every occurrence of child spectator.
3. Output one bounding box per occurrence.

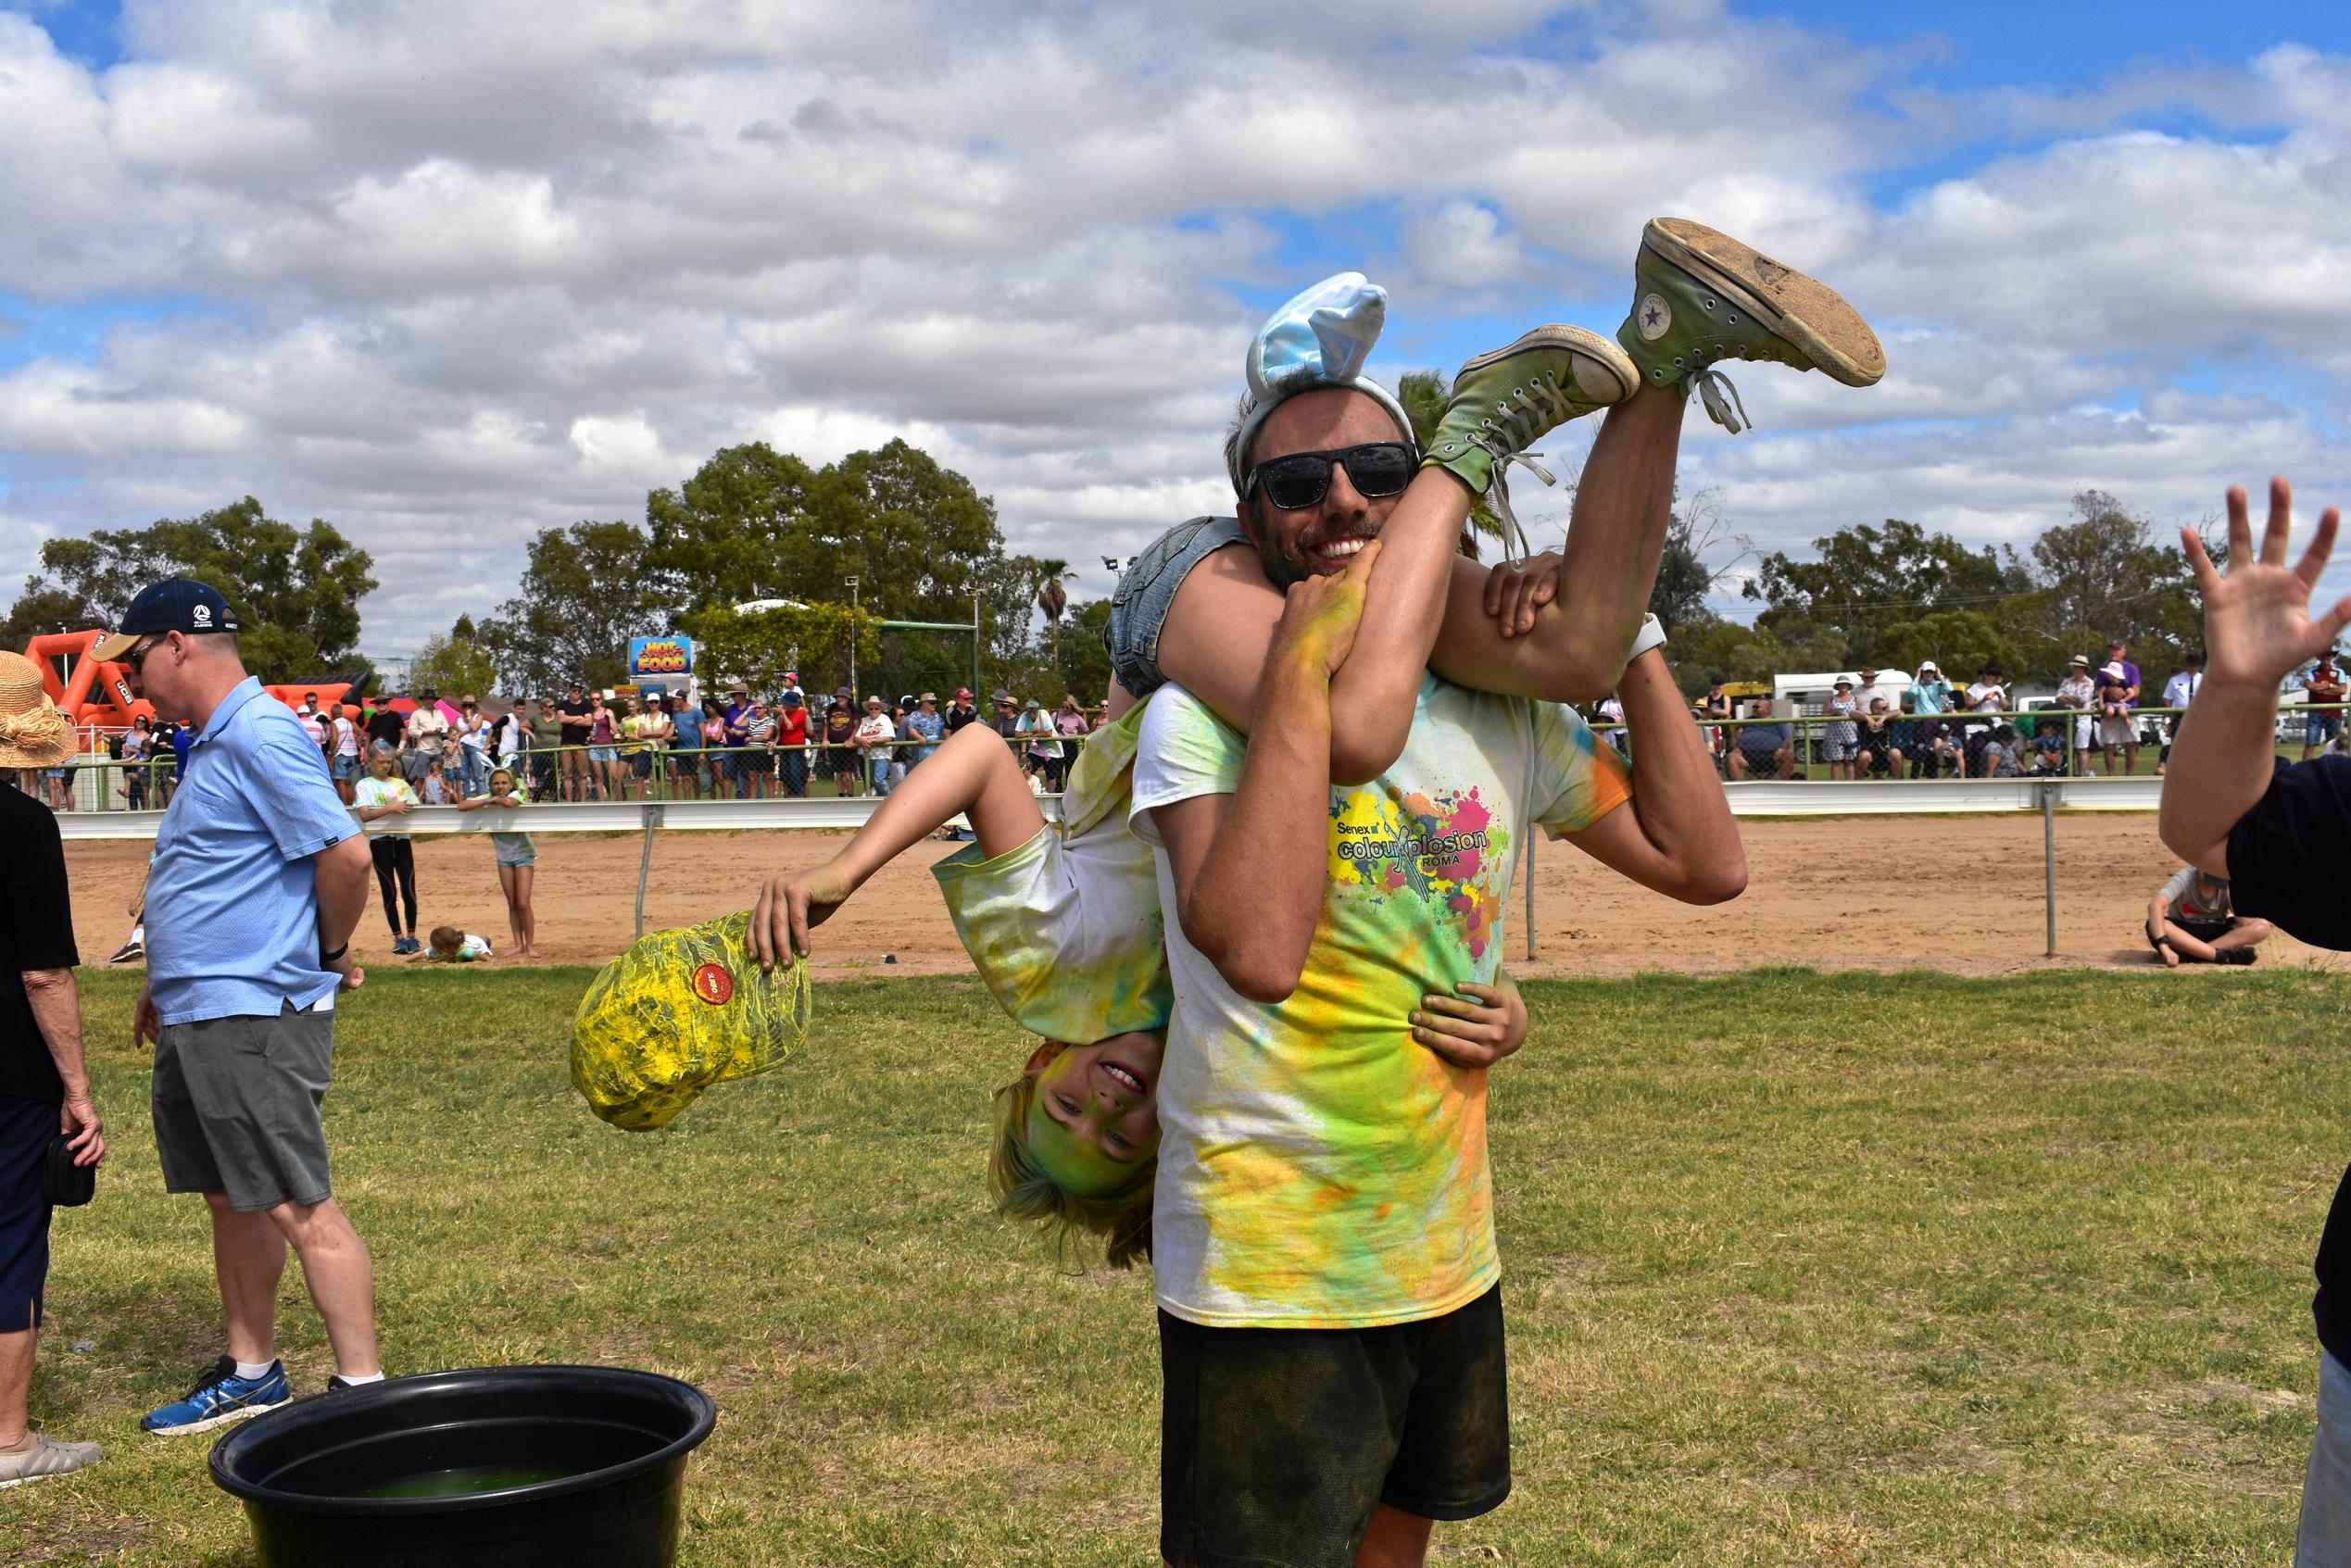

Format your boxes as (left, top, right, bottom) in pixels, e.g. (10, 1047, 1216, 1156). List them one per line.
(424, 926, 493, 962)
(353, 746, 422, 955)
(419, 758, 454, 805)
(2145, 867, 2271, 967)
(455, 766, 536, 958)
(2029, 717, 2068, 776)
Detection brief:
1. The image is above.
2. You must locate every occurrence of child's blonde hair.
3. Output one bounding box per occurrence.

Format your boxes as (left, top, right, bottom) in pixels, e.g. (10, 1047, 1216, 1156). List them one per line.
(988, 1042, 1153, 1269)
(428, 924, 462, 956)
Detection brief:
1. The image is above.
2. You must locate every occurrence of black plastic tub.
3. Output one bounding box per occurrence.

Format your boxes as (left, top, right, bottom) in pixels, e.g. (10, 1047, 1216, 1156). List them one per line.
(208, 1365, 717, 1568)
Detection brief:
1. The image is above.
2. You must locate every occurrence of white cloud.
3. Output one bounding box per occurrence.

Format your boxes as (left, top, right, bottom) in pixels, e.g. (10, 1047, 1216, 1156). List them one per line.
(1, 4, 2348, 652)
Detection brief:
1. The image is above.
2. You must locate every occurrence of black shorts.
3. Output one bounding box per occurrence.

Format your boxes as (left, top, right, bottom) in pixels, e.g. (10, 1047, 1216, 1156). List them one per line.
(2153, 915, 2235, 950)
(1160, 1284, 1511, 1568)
(0, 1094, 57, 1331)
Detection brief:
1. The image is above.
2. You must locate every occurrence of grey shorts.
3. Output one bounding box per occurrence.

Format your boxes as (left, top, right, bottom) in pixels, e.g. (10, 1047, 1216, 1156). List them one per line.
(153, 1004, 336, 1212)
(1106, 516, 1248, 699)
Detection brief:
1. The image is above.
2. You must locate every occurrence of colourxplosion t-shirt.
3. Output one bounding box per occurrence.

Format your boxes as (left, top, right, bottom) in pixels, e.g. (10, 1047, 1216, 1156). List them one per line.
(0, 785, 79, 1101)
(2227, 755, 2351, 1367)
(1130, 675, 1632, 1329)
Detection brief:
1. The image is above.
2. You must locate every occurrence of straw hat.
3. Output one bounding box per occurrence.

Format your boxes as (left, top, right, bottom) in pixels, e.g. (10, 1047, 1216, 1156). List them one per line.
(0, 651, 78, 769)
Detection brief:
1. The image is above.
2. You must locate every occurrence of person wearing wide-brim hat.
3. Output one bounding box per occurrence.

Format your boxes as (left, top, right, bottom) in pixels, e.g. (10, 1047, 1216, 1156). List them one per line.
(0, 650, 107, 1486)
(90, 577, 387, 1432)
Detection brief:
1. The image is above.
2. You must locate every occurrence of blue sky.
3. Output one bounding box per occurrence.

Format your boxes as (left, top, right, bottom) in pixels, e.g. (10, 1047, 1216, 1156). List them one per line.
(4, 0, 2351, 657)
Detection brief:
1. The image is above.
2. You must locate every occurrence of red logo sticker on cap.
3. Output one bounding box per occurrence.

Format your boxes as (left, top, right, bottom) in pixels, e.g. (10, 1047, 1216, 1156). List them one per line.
(691, 963, 734, 1006)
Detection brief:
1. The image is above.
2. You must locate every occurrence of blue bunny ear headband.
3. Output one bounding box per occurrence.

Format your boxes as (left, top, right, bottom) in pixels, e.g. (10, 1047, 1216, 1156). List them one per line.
(1226, 272, 1418, 493)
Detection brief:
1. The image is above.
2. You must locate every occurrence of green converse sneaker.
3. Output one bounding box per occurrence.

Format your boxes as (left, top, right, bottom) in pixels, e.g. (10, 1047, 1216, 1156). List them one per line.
(1618, 218, 1884, 433)
(1423, 324, 1637, 559)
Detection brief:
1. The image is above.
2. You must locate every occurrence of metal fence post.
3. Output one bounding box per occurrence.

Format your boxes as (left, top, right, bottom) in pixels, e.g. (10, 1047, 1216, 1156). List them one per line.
(1524, 821, 1536, 962)
(2039, 781, 2058, 958)
(635, 803, 664, 937)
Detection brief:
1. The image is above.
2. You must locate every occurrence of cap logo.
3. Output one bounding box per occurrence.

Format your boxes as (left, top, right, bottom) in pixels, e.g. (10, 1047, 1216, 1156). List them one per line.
(1639, 294, 1672, 341)
(691, 963, 734, 1006)
(192, 603, 212, 627)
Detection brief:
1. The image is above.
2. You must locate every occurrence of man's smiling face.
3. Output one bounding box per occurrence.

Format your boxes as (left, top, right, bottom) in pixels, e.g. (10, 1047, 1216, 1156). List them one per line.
(1237, 387, 1410, 589)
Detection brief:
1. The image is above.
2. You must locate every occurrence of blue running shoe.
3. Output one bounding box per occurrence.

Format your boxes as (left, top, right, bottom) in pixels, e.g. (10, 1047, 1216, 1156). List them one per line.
(141, 1356, 289, 1435)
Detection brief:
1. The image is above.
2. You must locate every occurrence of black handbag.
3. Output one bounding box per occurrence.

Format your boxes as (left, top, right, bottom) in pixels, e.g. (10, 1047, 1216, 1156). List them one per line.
(42, 1134, 95, 1208)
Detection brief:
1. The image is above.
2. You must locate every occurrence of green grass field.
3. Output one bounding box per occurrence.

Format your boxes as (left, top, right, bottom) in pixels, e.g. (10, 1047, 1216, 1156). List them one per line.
(7, 966, 2345, 1566)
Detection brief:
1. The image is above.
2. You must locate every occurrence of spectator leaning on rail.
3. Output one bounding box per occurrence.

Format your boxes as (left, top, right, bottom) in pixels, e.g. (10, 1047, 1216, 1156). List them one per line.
(93, 578, 386, 1434)
(0, 650, 107, 1486)
(2155, 478, 2351, 1564)
(1727, 695, 1794, 780)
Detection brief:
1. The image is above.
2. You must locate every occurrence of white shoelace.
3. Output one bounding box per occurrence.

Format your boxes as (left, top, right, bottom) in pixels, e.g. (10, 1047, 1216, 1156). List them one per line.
(1691, 368, 1752, 434)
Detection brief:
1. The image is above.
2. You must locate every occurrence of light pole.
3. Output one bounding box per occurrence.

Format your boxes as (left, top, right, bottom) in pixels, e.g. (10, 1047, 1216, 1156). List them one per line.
(845, 576, 860, 702)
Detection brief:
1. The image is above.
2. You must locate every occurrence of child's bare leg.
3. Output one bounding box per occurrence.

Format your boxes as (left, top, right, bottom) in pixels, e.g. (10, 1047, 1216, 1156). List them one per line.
(1160, 463, 1470, 740)
(750, 723, 1045, 966)
(2159, 918, 2219, 962)
(1429, 381, 1682, 699)
(2211, 918, 2271, 952)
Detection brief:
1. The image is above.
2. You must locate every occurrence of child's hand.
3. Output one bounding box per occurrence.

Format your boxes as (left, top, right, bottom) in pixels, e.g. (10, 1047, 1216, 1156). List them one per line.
(749, 865, 854, 969)
(1484, 551, 1563, 639)
(1410, 973, 1527, 1069)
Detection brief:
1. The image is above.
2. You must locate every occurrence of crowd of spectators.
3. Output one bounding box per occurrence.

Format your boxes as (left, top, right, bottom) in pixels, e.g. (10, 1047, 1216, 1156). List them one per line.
(1665, 642, 2349, 784)
(45, 640, 2340, 810)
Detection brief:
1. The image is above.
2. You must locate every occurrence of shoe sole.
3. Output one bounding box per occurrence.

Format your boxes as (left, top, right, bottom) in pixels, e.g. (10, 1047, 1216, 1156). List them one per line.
(142, 1399, 284, 1437)
(1642, 219, 1885, 387)
(1459, 323, 1637, 407)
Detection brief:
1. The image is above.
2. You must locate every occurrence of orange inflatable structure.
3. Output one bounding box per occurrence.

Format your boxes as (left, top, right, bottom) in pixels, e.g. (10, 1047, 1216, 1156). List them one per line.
(21, 629, 356, 737)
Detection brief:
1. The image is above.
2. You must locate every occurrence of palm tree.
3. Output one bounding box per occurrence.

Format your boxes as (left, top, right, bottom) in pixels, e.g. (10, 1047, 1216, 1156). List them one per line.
(1398, 369, 1513, 559)
(1034, 560, 1075, 664)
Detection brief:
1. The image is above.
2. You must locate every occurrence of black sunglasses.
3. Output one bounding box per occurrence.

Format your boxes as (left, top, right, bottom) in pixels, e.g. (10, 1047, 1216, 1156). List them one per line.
(123, 635, 169, 678)
(1243, 442, 1414, 511)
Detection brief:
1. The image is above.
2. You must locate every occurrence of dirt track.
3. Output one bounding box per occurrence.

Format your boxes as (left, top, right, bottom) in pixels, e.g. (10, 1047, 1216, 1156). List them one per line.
(61, 813, 2340, 982)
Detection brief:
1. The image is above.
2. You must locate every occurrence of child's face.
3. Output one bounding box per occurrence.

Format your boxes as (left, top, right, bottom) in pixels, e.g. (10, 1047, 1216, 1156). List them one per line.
(1025, 1032, 1164, 1194)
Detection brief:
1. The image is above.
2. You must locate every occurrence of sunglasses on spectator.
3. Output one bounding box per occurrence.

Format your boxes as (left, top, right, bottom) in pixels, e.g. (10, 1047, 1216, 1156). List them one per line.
(1243, 442, 1414, 511)
(123, 635, 167, 677)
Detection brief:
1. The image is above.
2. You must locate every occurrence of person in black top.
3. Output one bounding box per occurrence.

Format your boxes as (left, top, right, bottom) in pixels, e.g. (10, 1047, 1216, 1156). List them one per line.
(362, 696, 405, 756)
(0, 650, 106, 1486)
(2157, 477, 2351, 1561)
(555, 684, 594, 803)
(942, 686, 983, 735)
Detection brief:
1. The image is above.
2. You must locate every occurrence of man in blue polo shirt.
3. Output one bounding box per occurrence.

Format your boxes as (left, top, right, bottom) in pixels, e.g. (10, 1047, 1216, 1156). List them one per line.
(94, 579, 384, 1435)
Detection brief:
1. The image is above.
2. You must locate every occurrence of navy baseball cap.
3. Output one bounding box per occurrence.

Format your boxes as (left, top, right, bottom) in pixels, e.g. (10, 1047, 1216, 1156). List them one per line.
(92, 578, 239, 660)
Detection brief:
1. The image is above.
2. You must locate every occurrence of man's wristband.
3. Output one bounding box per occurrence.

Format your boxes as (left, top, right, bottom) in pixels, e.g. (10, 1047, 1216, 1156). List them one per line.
(321, 942, 348, 965)
(1626, 613, 1667, 663)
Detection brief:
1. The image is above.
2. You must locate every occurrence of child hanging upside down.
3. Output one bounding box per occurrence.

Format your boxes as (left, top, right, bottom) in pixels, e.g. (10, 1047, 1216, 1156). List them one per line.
(746, 536, 1535, 1266)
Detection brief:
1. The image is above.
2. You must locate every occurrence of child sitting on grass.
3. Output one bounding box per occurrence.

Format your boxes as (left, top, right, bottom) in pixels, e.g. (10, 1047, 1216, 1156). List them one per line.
(424, 925, 493, 962)
(747, 540, 1528, 1267)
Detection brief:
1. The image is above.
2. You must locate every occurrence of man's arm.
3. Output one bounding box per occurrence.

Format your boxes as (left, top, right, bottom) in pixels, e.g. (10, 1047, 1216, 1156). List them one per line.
(1558, 649, 1747, 905)
(2161, 480, 2351, 873)
(23, 969, 103, 1165)
(1152, 544, 1379, 1003)
(312, 833, 372, 985)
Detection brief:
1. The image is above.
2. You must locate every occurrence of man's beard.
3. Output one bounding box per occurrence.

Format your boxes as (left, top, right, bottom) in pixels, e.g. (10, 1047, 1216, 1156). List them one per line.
(1246, 508, 1381, 590)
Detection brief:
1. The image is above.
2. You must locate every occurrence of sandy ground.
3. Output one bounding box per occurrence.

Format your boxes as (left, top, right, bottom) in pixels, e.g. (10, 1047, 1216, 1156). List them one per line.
(62, 813, 2341, 982)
